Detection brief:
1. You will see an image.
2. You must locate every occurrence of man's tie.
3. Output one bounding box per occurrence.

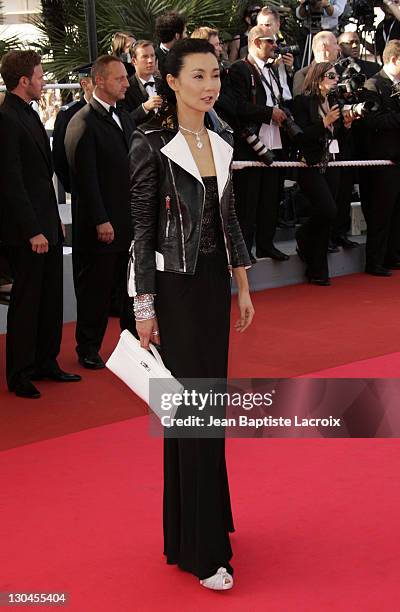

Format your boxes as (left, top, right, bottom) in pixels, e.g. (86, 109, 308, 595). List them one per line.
(144, 81, 155, 89)
(108, 105, 118, 116)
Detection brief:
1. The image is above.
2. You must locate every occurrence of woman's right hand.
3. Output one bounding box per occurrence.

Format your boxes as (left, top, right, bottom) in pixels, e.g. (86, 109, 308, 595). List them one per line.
(323, 105, 341, 128)
(136, 317, 160, 349)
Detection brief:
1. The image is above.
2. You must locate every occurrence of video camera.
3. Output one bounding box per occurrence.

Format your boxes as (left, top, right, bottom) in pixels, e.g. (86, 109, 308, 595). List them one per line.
(351, 0, 383, 28)
(302, 0, 324, 32)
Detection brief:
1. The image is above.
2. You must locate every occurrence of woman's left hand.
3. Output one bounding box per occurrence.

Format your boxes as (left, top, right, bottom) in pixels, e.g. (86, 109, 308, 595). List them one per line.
(235, 290, 255, 333)
(342, 109, 360, 129)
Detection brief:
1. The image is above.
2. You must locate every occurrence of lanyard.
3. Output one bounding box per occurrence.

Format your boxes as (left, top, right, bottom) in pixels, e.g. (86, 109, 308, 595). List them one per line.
(383, 19, 395, 44)
(245, 58, 283, 106)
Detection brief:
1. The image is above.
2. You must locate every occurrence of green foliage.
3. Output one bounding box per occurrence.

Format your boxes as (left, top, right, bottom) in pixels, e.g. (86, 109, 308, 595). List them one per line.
(33, 0, 300, 81)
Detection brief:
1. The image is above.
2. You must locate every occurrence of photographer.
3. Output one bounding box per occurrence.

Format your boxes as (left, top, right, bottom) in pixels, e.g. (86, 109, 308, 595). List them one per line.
(296, 0, 348, 35)
(257, 6, 296, 109)
(293, 62, 354, 285)
(229, 3, 262, 62)
(293, 30, 340, 96)
(338, 31, 381, 77)
(359, 39, 400, 275)
(229, 26, 289, 262)
(375, 0, 400, 62)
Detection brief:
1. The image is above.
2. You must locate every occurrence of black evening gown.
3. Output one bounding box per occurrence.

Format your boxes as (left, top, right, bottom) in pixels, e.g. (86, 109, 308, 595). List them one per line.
(155, 176, 234, 580)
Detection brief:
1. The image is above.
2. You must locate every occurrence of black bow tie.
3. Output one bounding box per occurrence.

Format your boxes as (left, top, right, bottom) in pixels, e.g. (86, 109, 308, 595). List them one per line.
(144, 81, 155, 89)
(108, 105, 118, 116)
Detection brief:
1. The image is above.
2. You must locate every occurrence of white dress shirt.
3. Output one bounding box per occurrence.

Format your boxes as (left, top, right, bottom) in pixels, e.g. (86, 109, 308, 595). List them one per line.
(250, 54, 282, 151)
(93, 92, 122, 130)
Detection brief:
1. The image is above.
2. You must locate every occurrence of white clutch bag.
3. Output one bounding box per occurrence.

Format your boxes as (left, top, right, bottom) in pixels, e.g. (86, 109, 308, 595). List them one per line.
(106, 330, 182, 421)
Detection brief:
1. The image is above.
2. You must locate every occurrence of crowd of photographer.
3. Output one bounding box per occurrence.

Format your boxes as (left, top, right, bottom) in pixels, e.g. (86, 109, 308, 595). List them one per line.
(1, 2, 400, 399)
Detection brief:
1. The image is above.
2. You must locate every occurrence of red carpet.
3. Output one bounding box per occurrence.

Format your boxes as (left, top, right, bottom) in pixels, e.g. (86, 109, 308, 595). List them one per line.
(1, 417, 399, 612)
(2, 272, 400, 450)
(2, 273, 400, 610)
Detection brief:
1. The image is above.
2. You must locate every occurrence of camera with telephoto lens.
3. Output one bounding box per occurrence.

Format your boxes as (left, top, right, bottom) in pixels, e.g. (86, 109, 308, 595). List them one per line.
(351, 0, 386, 28)
(280, 107, 304, 140)
(328, 63, 379, 118)
(276, 44, 301, 57)
(242, 127, 275, 165)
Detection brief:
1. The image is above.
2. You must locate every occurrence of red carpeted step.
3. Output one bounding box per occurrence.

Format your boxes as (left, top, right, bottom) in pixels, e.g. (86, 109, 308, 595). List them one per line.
(2, 272, 400, 450)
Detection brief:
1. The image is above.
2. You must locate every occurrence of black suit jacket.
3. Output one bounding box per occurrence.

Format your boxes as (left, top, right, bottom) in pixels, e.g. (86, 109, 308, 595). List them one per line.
(363, 69, 400, 161)
(64, 98, 136, 253)
(53, 97, 86, 193)
(0, 92, 61, 246)
(120, 74, 163, 124)
(293, 94, 346, 165)
(229, 57, 276, 161)
(355, 58, 381, 79)
(155, 46, 169, 76)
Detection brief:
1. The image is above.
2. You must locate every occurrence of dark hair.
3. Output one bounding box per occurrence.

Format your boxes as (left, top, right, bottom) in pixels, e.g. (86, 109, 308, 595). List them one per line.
(383, 39, 400, 64)
(159, 38, 217, 106)
(155, 11, 187, 44)
(302, 62, 334, 97)
(0, 50, 42, 91)
(91, 55, 124, 81)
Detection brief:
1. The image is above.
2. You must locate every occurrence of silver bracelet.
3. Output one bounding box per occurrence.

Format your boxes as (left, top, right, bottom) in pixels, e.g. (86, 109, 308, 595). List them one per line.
(134, 294, 155, 321)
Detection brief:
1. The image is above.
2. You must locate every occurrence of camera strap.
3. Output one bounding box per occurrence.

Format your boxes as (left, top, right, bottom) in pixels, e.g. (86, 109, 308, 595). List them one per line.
(244, 58, 283, 106)
(383, 19, 396, 44)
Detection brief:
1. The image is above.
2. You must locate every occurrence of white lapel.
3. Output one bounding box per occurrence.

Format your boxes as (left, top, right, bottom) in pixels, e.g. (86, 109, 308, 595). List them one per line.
(207, 129, 233, 201)
(160, 129, 233, 200)
(160, 131, 203, 186)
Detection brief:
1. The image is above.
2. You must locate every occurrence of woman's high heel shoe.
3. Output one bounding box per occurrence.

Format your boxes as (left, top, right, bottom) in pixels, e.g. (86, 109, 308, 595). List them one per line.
(200, 567, 234, 590)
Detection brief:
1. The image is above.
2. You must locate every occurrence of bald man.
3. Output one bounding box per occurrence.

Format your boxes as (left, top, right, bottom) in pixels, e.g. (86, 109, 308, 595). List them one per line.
(293, 30, 339, 96)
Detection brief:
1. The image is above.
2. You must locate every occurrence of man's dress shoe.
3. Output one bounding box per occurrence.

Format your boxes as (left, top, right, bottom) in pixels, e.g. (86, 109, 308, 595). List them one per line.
(256, 247, 290, 261)
(335, 236, 359, 249)
(14, 381, 41, 399)
(308, 277, 331, 286)
(365, 265, 392, 277)
(384, 261, 400, 270)
(78, 354, 105, 370)
(32, 368, 82, 382)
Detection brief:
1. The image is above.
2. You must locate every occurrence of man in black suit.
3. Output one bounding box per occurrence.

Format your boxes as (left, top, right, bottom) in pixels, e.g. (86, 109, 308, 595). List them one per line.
(338, 32, 381, 78)
(65, 55, 135, 369)
(154, 11, 187, 76)
(0, 50, 81, 398)
(120, 40, 163, 124)
(360, 39, 400, 276)
(328, 31, 381, 250)
(52, 64, 94, 194)
(229, 25, 289, 262)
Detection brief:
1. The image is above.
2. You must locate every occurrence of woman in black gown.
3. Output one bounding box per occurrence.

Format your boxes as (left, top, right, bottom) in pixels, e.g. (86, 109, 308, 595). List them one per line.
(128, 38, 254, 590)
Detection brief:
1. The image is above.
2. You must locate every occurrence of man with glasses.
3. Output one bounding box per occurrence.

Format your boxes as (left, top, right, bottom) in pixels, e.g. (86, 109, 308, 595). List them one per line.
(230, 25, 289, 263)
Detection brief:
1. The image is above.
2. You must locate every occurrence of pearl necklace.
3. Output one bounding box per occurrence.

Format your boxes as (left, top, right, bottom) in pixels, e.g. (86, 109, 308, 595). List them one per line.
(179, 124, 206, 149)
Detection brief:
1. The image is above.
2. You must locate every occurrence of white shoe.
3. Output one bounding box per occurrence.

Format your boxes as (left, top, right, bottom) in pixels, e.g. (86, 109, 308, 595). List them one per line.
(200, 567, 234, 590)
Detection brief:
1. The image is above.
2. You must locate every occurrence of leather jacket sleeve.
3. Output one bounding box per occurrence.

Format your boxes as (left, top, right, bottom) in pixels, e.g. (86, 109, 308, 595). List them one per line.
(227, 176, 252, 268)
(129, 130, 160, 295)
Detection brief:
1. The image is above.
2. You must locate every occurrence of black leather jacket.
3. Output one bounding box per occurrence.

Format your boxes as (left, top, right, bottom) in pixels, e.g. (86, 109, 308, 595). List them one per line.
(128, 110, 251, 295)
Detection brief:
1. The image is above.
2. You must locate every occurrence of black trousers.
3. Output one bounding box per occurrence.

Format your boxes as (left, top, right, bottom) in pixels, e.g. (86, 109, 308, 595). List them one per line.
(296, 167, 339, 279)
(5, 242, 63, 389)
(155, 252, 234, 580)
(232, 165, 284, 257)
(74, 249, 133, 357)
(359, 166, 400, 267)
(332, 167, 355, 241)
